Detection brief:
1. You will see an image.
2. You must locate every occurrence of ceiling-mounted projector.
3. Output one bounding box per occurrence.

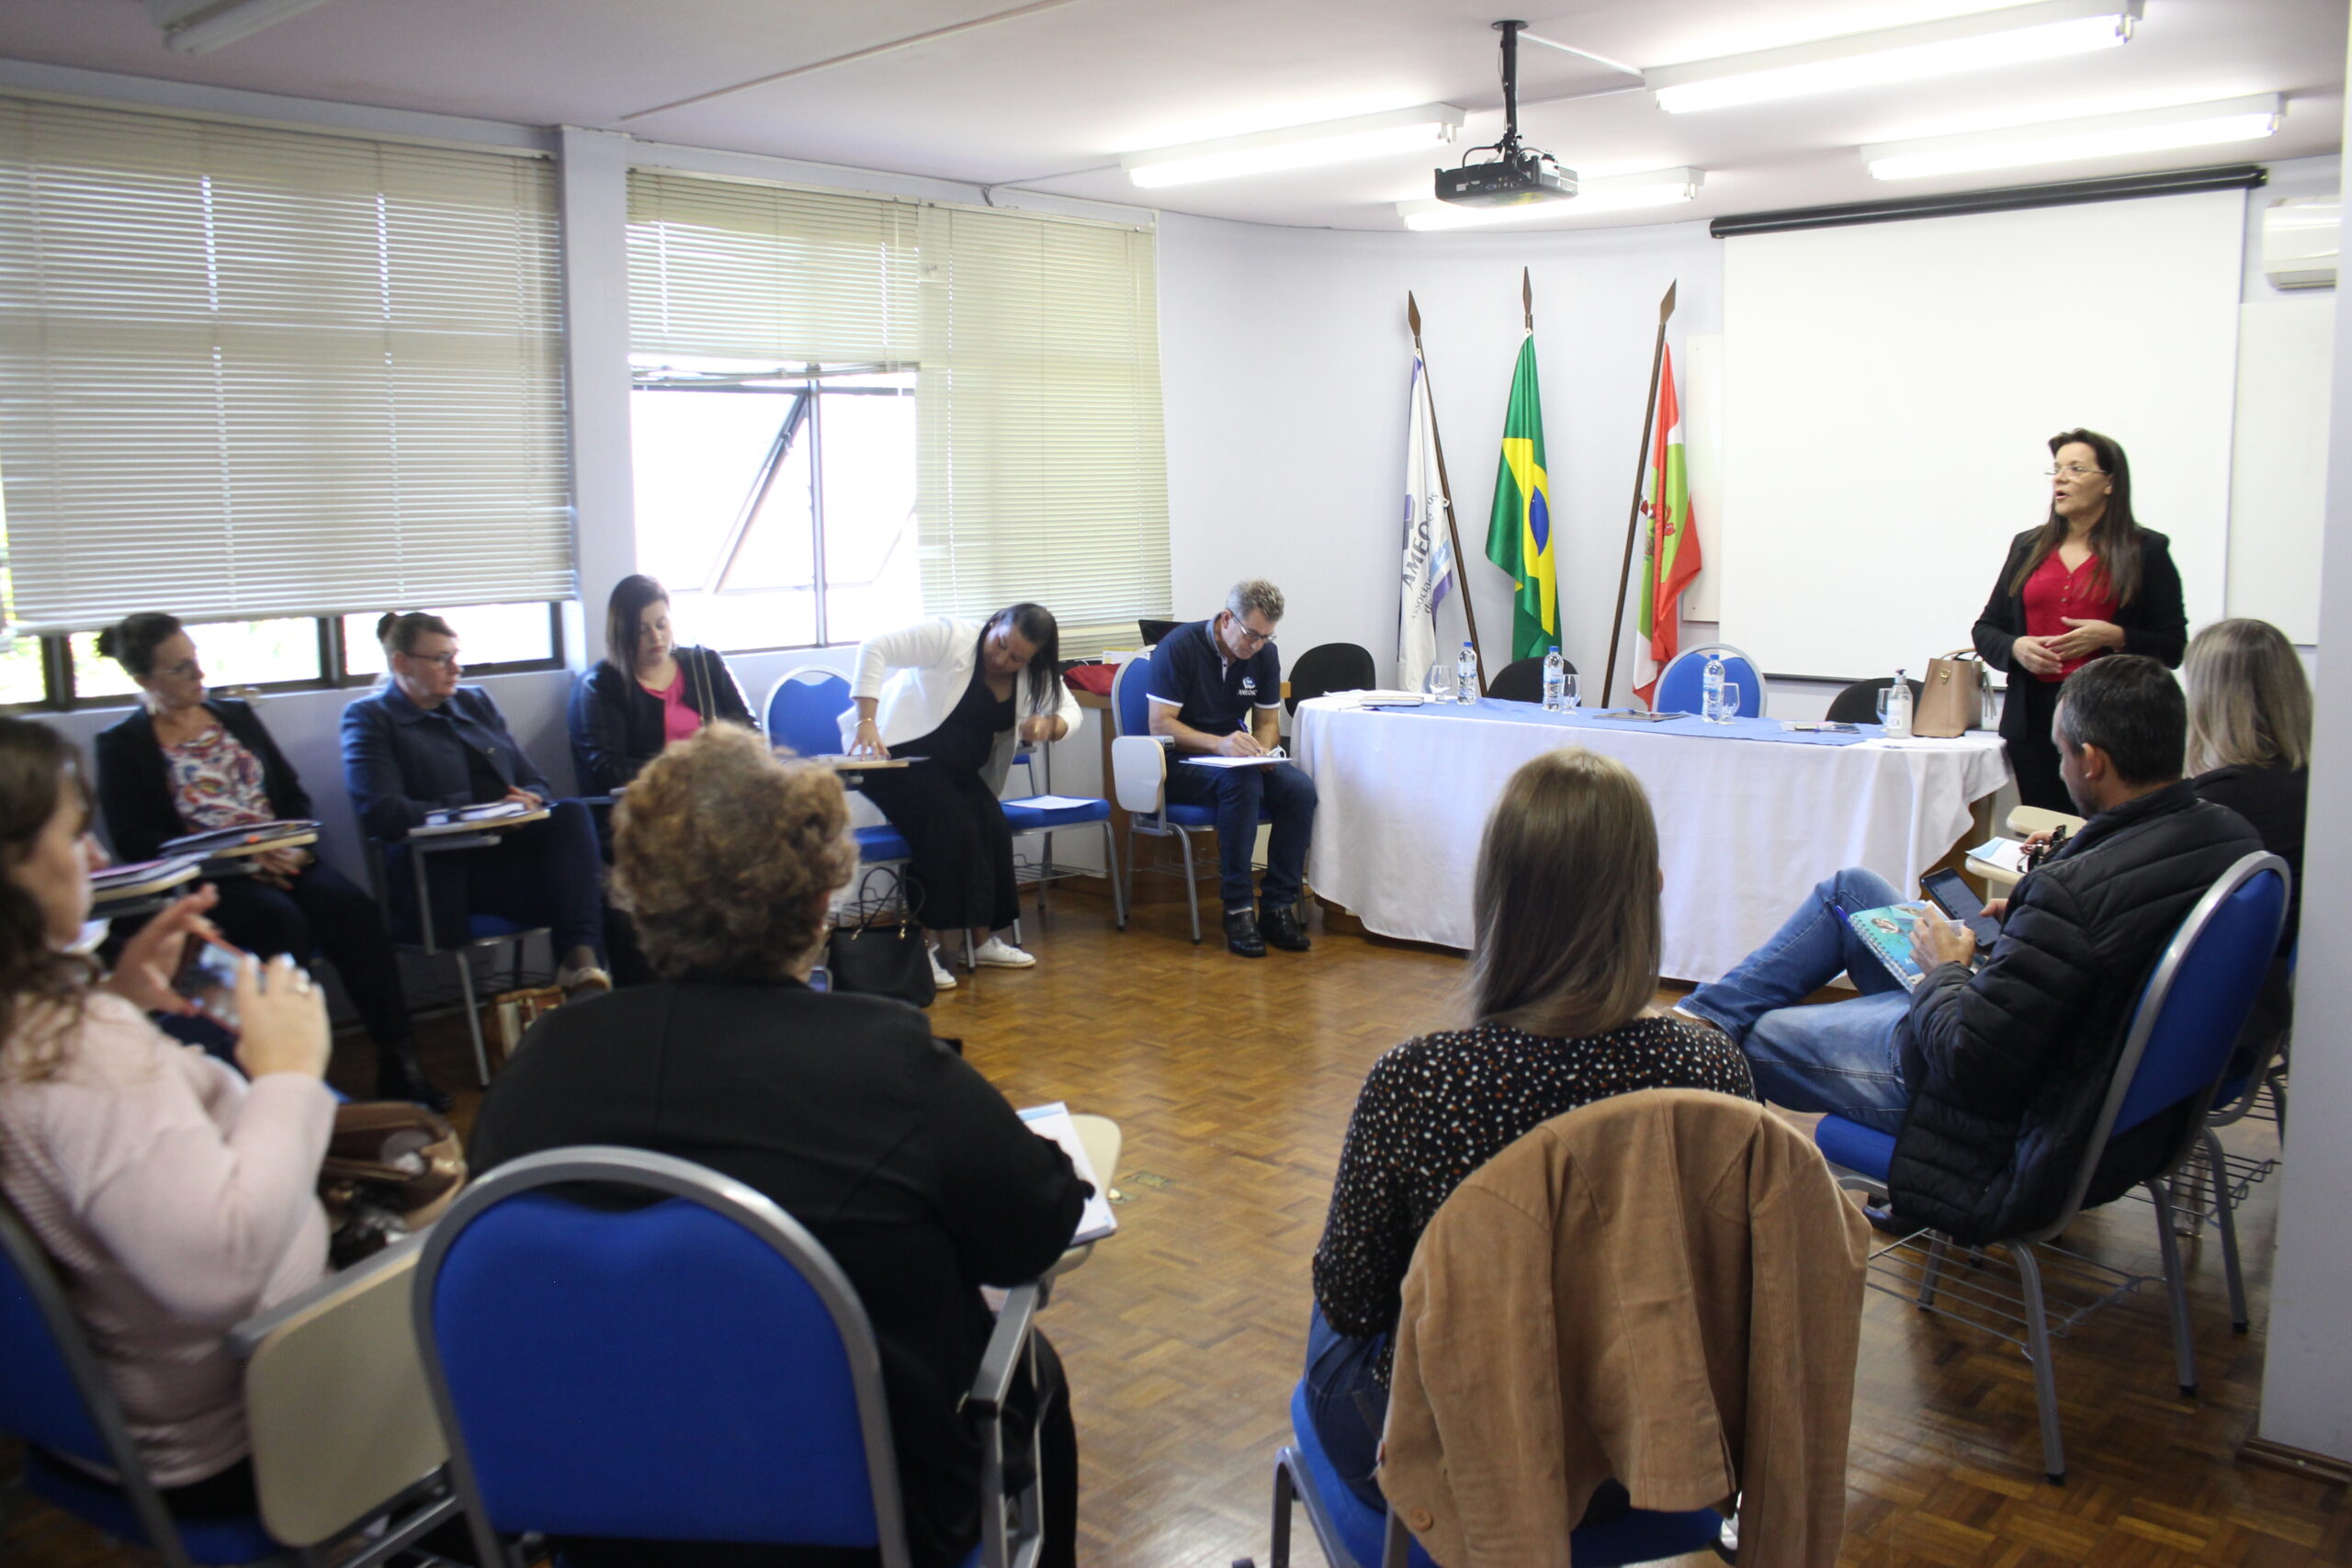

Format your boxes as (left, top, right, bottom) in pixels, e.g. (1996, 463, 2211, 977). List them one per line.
(1436, 20, 1577, 209)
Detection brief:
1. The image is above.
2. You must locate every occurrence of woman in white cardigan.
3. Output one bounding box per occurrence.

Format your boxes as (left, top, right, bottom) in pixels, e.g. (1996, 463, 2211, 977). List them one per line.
(842, 604, 1083, 984)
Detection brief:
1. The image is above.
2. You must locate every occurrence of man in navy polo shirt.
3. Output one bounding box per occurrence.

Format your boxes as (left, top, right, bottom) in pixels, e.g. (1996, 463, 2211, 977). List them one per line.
(1148, 579, 1320, 958)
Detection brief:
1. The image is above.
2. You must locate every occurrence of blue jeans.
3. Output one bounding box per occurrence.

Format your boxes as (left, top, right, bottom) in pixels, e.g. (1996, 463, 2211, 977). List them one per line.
(1164, 759, 1319, 911)
(1679, 868, 1916, 1134)
(1304, 1304, 1389, 1511)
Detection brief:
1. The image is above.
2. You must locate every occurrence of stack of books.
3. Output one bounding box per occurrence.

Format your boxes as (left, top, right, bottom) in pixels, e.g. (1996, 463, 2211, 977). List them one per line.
(161, 819, 319, 860)
(90, 855, 204, 905)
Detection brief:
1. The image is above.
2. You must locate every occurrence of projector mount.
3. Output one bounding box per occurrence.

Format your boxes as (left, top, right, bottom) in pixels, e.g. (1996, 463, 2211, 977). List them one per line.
(1435, 20, 1577, 209)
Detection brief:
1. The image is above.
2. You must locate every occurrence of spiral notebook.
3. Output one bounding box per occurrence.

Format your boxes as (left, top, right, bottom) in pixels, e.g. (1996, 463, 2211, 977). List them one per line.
(1846, 902, 1935, 991)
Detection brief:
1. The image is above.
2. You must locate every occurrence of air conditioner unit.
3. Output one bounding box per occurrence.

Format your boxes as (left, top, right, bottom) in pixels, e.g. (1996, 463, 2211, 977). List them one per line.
(2262, 197, 2339, 290)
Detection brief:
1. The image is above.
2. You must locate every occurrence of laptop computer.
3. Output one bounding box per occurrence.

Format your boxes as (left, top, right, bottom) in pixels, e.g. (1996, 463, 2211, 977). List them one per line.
(1138, 617, 1183, 647)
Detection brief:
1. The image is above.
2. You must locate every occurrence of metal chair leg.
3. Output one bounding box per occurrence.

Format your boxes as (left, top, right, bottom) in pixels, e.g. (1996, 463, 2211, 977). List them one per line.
(1380, 1506, 1412, 1568)
(2146, 1179, 2200, 1395)
(1917, 1235, 1949, 1308)
(1269, 1451, 1296, 1568)
(2007, 1241, 2067, 1483)
(2203, 1128, 2249, 1331)
(1037, 829, 1054, 919)
(1175, 825, 1202, 943)
(1103, 820, 1127, 929)
(1122, 823, 1137, 929)
(453, 949, 492, 1088)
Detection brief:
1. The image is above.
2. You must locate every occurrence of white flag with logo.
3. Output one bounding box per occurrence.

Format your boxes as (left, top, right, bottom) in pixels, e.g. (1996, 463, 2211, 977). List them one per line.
(1398, 351, 1456, 688)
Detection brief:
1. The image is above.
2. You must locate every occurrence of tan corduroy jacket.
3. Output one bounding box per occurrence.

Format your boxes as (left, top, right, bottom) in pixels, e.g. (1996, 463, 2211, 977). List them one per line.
(1380, 1089, 1871, 1568)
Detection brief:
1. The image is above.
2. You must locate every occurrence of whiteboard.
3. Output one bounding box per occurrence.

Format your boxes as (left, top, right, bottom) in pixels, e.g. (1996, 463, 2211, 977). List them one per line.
(1717, 190, 2245, 681)
(2228, 296, 2333, 644)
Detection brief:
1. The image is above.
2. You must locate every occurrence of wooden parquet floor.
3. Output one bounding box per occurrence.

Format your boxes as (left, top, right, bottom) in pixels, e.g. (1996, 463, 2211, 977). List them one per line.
(8, 892, 2346, 1567)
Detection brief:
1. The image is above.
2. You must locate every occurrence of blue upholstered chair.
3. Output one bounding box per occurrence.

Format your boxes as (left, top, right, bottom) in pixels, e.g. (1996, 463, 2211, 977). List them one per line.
(763, 667, 914, 872)
(1652, 642, 1767, 718)
(0, 1201, 447, 1568)
(1107, 649, 1274, 944)
(413, 1145, 1045, 1568)
(1814, 851, 2290, 1483)
(1266, 1381, 1725, 1568)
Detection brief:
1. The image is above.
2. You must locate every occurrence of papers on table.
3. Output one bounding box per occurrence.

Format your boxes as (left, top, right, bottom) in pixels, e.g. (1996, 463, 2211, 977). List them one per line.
(413, 803, 549, 837)
(161, 819, 318, 858)
(1967, 837, 2031, 876)
(1020, 1101, 1117, 1246)
(1010, 795, 1102, 810)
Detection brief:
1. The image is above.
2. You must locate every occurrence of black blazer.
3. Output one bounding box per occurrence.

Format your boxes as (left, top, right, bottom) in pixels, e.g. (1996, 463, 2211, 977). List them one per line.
(566, 646, 754, 796)
(93, 699, 312, 863)
(1972, 526, 2188, 674)
(469, 979, 1085, 1568)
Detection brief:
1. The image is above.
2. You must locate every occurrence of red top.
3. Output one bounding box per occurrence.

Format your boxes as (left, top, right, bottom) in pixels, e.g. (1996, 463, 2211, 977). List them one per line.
(643, 667, 703, 743)
(2020, 550, 2119, 681)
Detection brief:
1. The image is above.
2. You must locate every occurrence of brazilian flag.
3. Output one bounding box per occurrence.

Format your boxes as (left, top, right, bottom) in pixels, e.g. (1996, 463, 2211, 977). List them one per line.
(1484, 334, 1557, 660)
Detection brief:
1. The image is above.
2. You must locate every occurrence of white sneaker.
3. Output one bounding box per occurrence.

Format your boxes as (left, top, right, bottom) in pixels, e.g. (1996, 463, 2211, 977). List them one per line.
(927, 943, 958, 989)
(972, 936, 1037, 969)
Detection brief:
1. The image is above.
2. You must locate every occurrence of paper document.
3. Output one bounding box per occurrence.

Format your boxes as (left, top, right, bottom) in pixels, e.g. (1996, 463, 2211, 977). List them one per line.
(1019, 1102, 1116, 1246)
(1010, 795, 1101, 810)
(425, 801, 532, 826)
(1967, 837, 2031, 875)
(1182, 748, 1289, 769)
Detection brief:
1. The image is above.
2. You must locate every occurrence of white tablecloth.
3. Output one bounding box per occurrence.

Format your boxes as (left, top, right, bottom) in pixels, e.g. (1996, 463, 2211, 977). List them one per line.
(1295, 698, 2011, 984)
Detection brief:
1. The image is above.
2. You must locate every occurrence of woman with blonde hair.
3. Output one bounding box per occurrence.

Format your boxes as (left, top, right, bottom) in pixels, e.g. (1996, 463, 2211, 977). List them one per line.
(1305, 747, 1755, 1511)
(469, 724, 1088, 1568)
(0, 717, 334, 1519)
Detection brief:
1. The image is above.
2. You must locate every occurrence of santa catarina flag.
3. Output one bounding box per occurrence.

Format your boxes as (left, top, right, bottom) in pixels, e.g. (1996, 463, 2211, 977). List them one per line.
(1484, 334, 1557, 661)
(1398, 351, 1457, 688)
(1633, 344, 1702, 708)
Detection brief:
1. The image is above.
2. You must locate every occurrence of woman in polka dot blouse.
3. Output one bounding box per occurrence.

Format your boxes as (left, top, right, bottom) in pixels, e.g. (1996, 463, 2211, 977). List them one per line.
(1304, 747, 1758, 1512)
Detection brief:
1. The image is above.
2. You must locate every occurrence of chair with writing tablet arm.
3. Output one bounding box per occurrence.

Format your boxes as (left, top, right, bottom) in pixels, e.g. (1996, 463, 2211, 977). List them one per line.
(1109, 650, 1275, 945)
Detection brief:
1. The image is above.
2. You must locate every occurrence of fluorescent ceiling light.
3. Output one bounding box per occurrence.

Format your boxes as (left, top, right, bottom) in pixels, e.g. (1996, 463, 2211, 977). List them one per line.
(1646, 0, 2142, 115)
(1123, 105, 1464, 188)
(1864, 94, 2282, 178)
(1397, 169, 1702, 231)
(144, 0, 340, 54)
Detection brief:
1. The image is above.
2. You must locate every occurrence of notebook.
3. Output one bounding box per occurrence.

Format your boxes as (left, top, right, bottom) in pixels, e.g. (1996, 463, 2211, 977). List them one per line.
(1846, 902, 1938, 990)
(1019, 1101, 1117, 1246)
(161, 819, 318, 858)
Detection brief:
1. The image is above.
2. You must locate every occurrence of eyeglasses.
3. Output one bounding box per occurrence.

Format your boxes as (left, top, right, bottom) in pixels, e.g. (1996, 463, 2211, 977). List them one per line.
(1230, 624, 1277, 649)
(161, 659, 199, 679)
(2044, 464, 2106, 479)
(405, 650, 462, 668)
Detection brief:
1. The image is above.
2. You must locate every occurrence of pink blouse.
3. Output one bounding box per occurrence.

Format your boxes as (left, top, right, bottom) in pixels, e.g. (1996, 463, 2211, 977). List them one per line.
(644, 667, 703, 744)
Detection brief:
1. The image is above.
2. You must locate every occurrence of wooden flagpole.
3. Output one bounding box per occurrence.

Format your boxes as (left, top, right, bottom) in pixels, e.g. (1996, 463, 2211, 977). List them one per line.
(1601, 279, 1677, 707)
(1407, 291, 1488, 693)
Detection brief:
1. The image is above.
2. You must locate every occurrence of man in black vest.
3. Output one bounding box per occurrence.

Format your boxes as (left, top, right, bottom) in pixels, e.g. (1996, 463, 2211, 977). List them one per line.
(1677, 655, 2259, 1241)
(1148, 579, 1320, 958)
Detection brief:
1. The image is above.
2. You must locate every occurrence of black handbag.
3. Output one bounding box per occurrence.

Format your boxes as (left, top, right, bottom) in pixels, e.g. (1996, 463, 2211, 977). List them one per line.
(824, 871, 935, 1009)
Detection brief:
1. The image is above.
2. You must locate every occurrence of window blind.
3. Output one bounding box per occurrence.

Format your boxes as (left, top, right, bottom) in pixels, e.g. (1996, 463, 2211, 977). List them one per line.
(0, 96, 571, 633)
(626, 169, 1169, 656)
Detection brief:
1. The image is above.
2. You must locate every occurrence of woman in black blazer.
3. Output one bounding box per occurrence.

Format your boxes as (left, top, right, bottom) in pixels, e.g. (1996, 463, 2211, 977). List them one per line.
(1972, 428, 2187, 810)
(568, 575, 754, 797)
(92, 613, 445, 1109)
(470, 725, 1087, 1568)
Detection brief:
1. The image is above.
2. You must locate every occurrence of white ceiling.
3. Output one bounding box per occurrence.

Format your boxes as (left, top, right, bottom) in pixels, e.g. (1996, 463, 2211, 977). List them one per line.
(0, 0, 2341, 231)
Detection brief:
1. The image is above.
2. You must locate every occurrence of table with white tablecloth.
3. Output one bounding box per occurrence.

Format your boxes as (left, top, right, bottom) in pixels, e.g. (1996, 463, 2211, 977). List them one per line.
(1295, 697, 2011, 984)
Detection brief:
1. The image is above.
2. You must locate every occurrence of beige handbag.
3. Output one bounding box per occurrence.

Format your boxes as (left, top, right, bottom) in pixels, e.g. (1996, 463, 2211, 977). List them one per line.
(1914, 649, 1987, 739)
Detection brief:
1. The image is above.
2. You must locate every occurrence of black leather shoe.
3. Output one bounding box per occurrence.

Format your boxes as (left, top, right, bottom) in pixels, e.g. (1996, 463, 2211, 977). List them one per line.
(378, 1045, 453, 1113)
(1261, 901, 1311, 953)
(1223, 908, 1266, 958)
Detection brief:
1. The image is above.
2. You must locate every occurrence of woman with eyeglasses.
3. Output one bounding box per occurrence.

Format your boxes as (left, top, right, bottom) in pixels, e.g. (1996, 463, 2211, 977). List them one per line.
(842, 605, 1081, 987)
(341, 612, 612, 1000)
(568, 574, 755, 798)
(1973, 428, 2186, 809)
(92, 613, 446, 1109)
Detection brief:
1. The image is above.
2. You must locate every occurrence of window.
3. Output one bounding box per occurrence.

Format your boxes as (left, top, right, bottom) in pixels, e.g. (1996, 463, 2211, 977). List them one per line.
(627, 171, 1167, 655)
(630, 371, 918, 651)
(341, 602, 560, 678)
(0, 95, 571, 633)
(71, 617, 324, 705)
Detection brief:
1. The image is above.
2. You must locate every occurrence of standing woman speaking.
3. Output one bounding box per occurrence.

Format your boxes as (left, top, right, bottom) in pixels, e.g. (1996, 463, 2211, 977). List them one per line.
(1973, 429, 2187, 809)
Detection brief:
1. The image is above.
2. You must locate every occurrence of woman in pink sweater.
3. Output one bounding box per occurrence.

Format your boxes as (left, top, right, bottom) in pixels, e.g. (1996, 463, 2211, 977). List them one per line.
(0, 717, 334, 1517)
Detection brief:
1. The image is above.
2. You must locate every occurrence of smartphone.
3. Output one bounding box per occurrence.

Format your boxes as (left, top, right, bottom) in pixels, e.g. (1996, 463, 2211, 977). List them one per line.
(1920, 868, 2001, 949)
(173, 937, 248, 1032)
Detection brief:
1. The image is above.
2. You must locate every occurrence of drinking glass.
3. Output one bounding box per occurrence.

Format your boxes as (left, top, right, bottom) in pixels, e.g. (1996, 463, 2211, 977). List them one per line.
(1561, 671, 1580, 709)
(1424, 660, 1452, 702)
(1718, 682, 1741, 723)
(1874, 687, 1892, 727)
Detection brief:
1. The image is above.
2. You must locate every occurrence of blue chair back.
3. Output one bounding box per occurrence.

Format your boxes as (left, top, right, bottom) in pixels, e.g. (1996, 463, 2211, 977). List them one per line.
(765, 668, 852, 759)
(2103, 854, 2290, 1141)
(1653, 644, 1764, 717)
(1113, 650, 1156, 739)
(0, 1206, 115, 1471)
(415, 1147, 910, 1564)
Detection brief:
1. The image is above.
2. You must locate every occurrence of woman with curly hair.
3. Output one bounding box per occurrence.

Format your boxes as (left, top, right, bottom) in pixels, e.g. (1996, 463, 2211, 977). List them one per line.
(0, 717, 334, 1517)
(469, 724, 1089, 1568)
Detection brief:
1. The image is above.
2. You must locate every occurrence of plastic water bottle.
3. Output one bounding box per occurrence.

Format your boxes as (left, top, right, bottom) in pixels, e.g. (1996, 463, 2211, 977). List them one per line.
(1885, 668, 1913, 738)
(1702, 652, 1726, 724)
(1455, 642, 1478, 705)
(1542, 647, 1566, 711)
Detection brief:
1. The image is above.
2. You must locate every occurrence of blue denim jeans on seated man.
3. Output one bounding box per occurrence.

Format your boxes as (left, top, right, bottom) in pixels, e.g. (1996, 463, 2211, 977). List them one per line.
(1163, 759, 1319, 912)
(1679, 867, 1918, 1134)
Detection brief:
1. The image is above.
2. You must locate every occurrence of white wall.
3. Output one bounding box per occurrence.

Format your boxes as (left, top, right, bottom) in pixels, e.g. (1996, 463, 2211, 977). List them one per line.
(2255, 68, 2352, 1466)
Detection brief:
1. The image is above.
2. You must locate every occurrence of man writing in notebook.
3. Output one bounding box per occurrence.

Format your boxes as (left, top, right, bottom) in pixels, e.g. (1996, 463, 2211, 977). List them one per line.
(1673, 655, 2257, 1243)
(1148, 580, 1319, 959)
